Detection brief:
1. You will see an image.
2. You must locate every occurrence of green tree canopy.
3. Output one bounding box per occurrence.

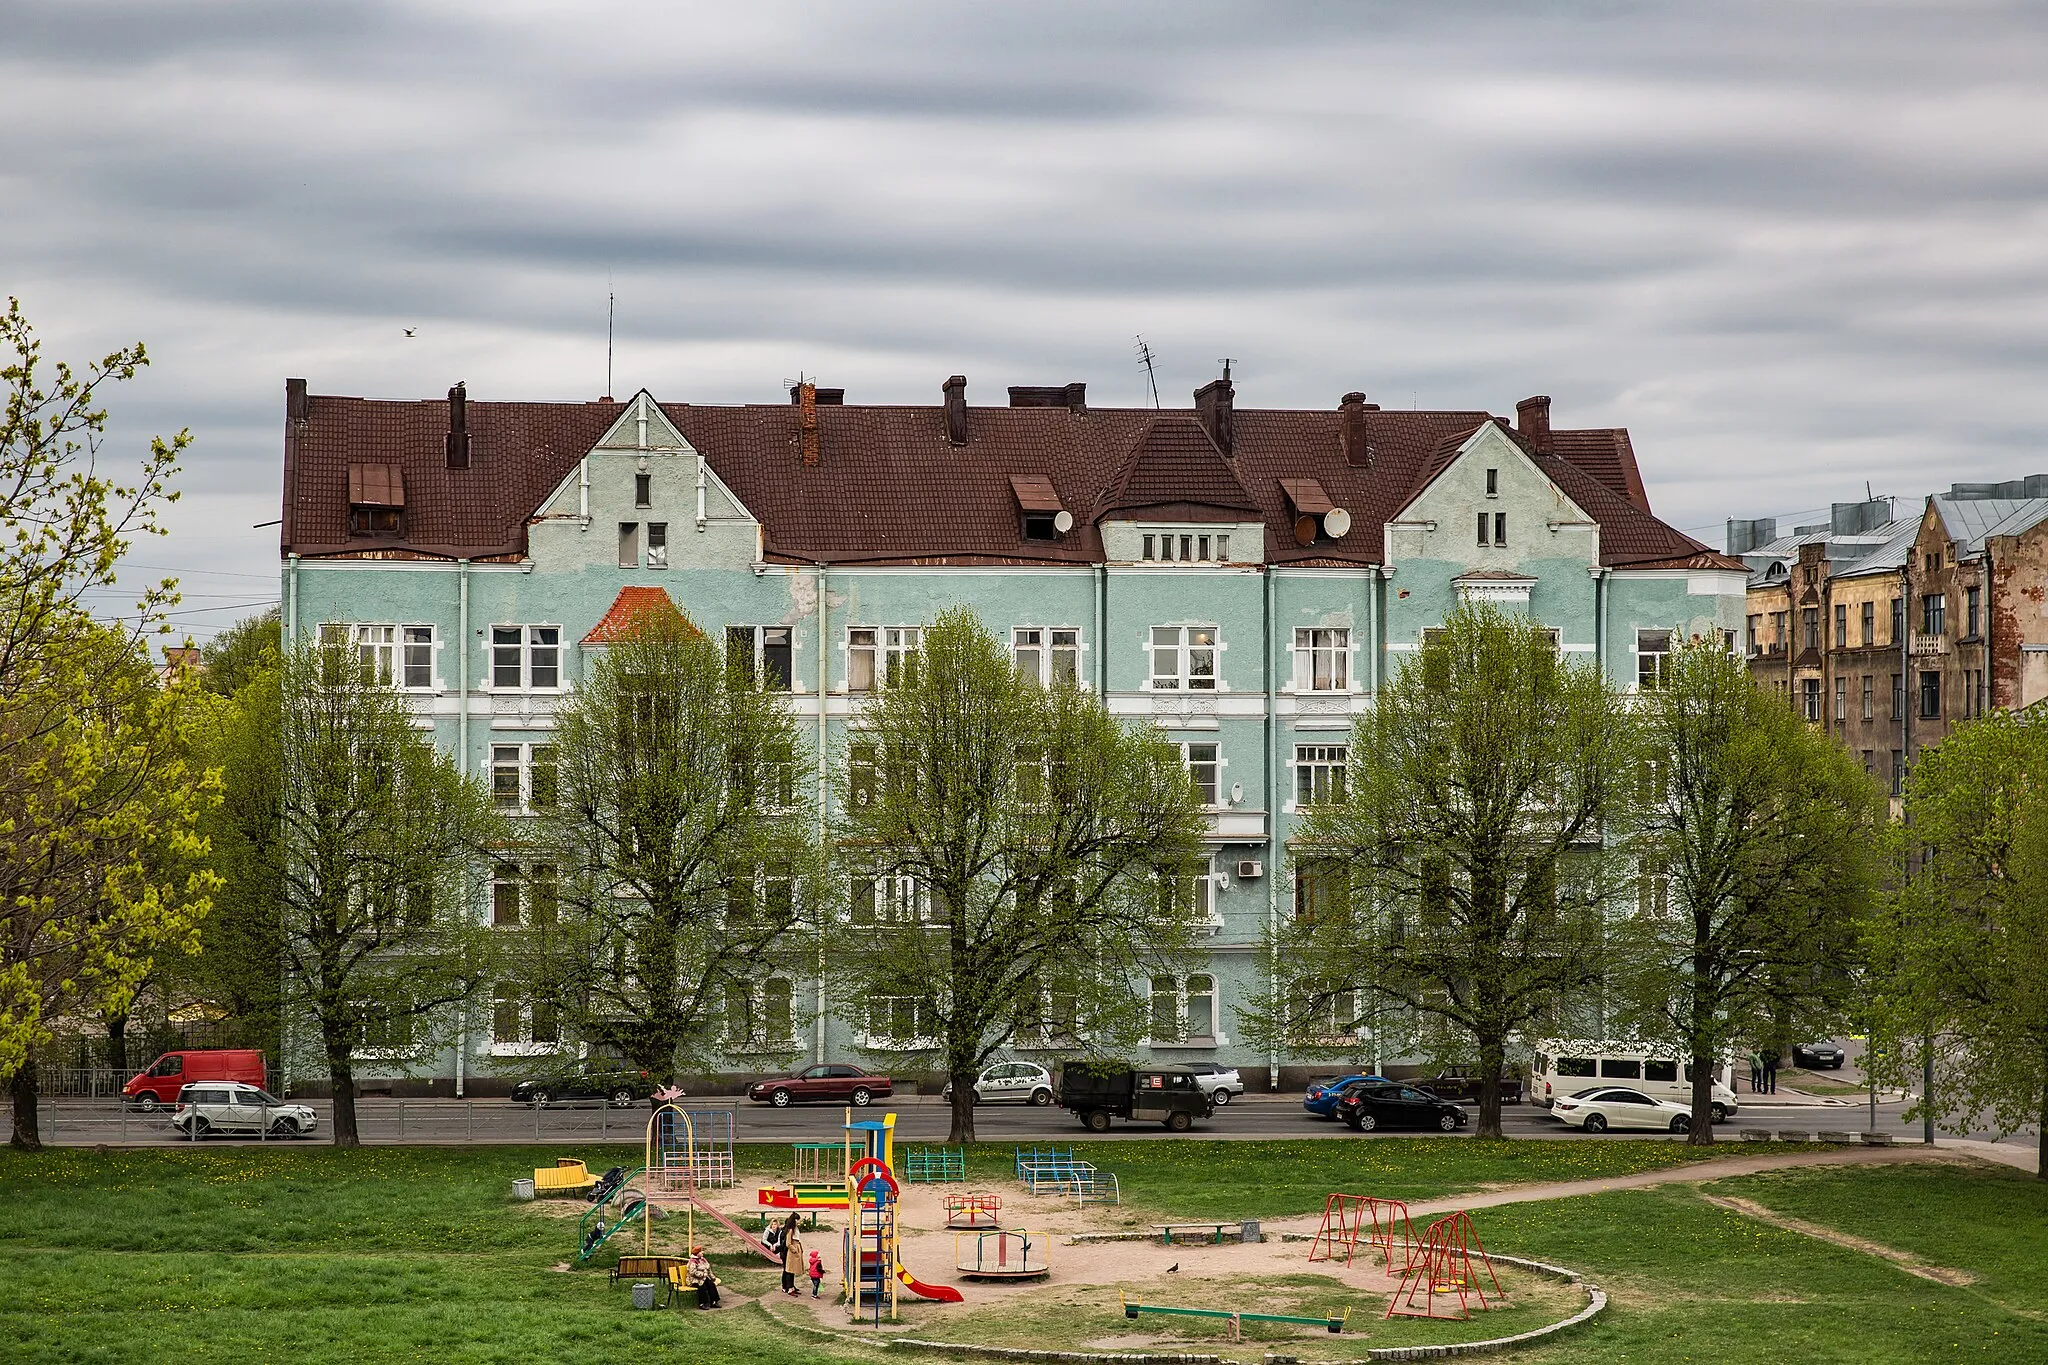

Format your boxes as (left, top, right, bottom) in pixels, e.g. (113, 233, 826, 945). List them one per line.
(1253, 601, 1638, 1138)
(199, 607, 281, 697)
(828, 606, 1208, 1143)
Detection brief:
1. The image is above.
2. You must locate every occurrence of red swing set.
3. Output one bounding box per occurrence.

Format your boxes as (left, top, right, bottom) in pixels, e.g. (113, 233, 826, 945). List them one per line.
(1307, 1193, 1416, 1273)
(1385, 1210, 1504, 1321)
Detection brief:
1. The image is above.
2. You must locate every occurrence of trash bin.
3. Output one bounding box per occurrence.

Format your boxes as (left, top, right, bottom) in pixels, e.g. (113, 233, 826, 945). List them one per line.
(512, 1178, 536, 1201)
(631, 1282, 657, 1311)
(1239, 1220, 1261, 1244)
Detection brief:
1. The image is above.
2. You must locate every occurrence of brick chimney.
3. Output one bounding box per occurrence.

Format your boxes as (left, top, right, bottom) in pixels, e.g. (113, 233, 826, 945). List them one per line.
(445, 381, 470, 469)
(797, 381, 820, 466)
(943, 375, 969, 446)
(1515, 394, 1553, 456)
(1194, 370, 1235, 458)
(1340, 391, 1376, 467)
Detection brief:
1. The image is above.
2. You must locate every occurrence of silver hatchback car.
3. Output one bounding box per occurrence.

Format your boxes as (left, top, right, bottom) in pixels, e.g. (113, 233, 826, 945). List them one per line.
(940, 1061, 1055, 1105)
(173, 1082, 319, 1139)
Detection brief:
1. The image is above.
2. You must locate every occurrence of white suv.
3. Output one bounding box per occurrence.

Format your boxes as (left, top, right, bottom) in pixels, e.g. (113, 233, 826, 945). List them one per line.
(173, 1082, 319, 1139)
(1182, 1062, 1245, 1106)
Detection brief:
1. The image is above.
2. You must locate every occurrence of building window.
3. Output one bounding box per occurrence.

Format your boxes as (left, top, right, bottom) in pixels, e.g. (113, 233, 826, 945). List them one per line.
(1150, 626, 1219, 690)
(1802, 608, 1820, 651)
(1921, 593, 1945, 637)
(1770, 611, 1787, 651)
(1861, 750, 1875, 776)
(1860, 601, 1875, 647)
(618, 522, 638, 568)
(1833, 677, 1846, 724)
(1485, 467, 1498, 496)
(1013, 627, 1081, 686)
(1293, 628, 1349, 691)
(489, 743, 557, 811)
(1295, 744, 1348, 806)
(645, 522, 668, 568)
(1185, 974, 1215, 1040)
(491, 626, 561, 690)
(1147, 970, 1214, 1044)
(1636, 856, 1670, 919)
(1834, 603, 1848, 649)
(1176, 742, 1221, 806)
(1972, 668, 1986, 716)
(1890, 673, 1902, 722)
(1890, 597, 1904, 645)
(1801, 678, 1821, 723)
(727, 626, 794, 690)
(1475, 511, 1507, 546)
(491, 862, 554, 929)
(1153, 859, 1217, 932)
(848, 626, 919, 692)
(1293, 858, 1348, 922)
(1965, 587, 1981, 638)
(634, 472, 651, 508)
(865, 997, 929, 1047)
(1890, 750, 1904, 797)
(850, 869, 929, 925)
(1861, 675, 1874, 722)
(1636, 630, 1671, 690)
(1140, 531, 1230, 564)
(725, 977, 796, 1047)
(1919, 670, 1941, 719)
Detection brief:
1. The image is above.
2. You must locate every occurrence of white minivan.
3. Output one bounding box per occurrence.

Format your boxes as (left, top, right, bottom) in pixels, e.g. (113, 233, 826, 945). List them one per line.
(1532, 1041, 1740, 1124)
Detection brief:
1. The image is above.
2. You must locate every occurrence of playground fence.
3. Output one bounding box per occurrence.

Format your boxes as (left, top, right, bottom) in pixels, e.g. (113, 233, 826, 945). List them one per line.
(7, 1097, 746, 1147)
(901, 1146, 965, 1183)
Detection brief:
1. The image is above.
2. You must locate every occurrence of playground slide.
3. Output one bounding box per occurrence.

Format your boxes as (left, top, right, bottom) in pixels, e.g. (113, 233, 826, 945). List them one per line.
(896, 1265, 965, 1303)
(688, 1194, 781, 1264)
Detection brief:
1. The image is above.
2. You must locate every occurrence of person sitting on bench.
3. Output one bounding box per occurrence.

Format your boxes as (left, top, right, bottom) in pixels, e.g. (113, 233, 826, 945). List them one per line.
(687, 1247, 720, 1310)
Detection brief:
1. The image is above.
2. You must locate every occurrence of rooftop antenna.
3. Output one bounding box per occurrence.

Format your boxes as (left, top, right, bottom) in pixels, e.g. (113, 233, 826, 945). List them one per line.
(1217, 357, 1234, 381)
(604, 285, 615, 401)
(1135, 336, 1161, 409)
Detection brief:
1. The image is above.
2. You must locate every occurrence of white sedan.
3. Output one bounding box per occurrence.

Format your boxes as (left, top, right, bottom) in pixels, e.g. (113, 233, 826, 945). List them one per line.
(1549, 1086, 1694, 1134)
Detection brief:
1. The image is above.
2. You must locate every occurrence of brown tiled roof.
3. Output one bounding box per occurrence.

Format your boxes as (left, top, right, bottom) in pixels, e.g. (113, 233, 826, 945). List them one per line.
(582, 586, 690, 644)
(282, 386, 1716, 570)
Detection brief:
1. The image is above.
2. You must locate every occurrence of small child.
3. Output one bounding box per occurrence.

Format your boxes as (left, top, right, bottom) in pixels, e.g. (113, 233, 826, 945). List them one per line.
(806, 1248, 825, 1297)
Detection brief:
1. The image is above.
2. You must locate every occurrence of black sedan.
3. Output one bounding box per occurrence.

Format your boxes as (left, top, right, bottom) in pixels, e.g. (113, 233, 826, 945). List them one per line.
(508, 1067, 655, 1108)
(1791, 1042, 1846, 1069)
(1335, 1082, 1469, 1133)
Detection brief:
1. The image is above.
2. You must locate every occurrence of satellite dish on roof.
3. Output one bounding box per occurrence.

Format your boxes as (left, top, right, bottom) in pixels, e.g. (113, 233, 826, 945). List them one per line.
(1294, 515, 1319, 547)
(1053, 509, 1074, 534)
(1324, 507, 1352, 538)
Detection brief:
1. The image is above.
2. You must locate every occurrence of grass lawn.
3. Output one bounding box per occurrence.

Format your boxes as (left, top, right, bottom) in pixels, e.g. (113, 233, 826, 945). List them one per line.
(2, 1143, 2041, 1363)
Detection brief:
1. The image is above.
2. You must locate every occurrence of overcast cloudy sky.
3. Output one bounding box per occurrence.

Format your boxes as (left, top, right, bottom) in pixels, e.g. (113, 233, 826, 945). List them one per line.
(7, 1, 2046, 639)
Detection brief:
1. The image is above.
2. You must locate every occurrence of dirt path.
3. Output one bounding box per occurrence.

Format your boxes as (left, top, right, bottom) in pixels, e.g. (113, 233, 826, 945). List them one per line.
(1699, 1194, 1976, 1286)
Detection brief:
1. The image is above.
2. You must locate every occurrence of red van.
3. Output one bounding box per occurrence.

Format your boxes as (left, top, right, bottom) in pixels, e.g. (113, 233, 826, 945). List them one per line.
(124, 1050, 267, 1111)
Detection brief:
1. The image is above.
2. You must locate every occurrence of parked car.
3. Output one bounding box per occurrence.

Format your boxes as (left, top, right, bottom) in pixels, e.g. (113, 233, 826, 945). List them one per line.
(1181, 1061, 1245, 1106)
(941, 1061, 1054, 1106)
(124, 1049, 267, 1111)
(1532, 1040, 1739, 1124)
(746, 1063, 892, 1108)
(1058, 1063, 1214, 1132)
(508, 1067, 655, 1109)
(1303, 1074, 1388, 1119)
(1791, 1042, 1846, 1069)
(1546, 1086, 1694, 1134)
(171, 1082, 318, 1138)
(1336, 1083, 1469, 1133)
(1419, 1070, 1524, 1105)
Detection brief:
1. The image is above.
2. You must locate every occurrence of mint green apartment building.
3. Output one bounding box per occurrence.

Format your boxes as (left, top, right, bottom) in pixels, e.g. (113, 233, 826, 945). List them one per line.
(279, 372, 1744, 1091)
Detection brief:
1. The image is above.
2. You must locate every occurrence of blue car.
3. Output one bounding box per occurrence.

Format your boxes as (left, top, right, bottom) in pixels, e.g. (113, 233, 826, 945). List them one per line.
(1303, 1074, 1389, 1118)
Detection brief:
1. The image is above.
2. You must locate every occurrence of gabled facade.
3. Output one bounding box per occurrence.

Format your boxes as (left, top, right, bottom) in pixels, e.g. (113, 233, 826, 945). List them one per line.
(280, 374, 1744, 1091)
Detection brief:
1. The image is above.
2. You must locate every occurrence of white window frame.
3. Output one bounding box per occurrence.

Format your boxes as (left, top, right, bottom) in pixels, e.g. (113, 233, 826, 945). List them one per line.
(723, 976, 798, 1050)
(489, 742, 558, 813)
(1013, 626, 1083, 687)
(490, 625, 562, 692)
(847, 625, 920, 693)
(1293, 743, 1348, 808)
(850, 868, 932, 925)
(490, 986, 562, 1056)
(645, 521, 668, 568)
(1150, 625, 1220, 691)
(1635, 629, 1671, 691)
(861, 996, 938, 1049)
(1292, 627, 1350, 692)
(1139, 529, 1231, 564)
(726, 625, 796, 691)
(490, 860, 558, 930)
(1174, 741, 1222, 807)
(320, 623, 438, 691)
(1147, 971, 1222, 1046)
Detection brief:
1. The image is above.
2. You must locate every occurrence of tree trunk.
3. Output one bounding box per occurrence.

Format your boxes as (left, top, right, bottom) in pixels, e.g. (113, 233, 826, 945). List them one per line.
(1688, 1051, 1717, 1147)
(1475, 1034, 1505, 1140)
(947, 1069, 978, 1145)
(2037, 1052, 2047, 1183)
(9, 1056, 42, 1151)
(324, 1028, 360, 1148)
(106, 1012, 128, 1074)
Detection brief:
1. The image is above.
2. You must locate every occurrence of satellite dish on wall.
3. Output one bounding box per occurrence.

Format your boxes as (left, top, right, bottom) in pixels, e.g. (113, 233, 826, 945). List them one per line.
(1323, 507, 1353, 538)
(1294, 515, 1319, 547)
(1053, 509, 1074, 534)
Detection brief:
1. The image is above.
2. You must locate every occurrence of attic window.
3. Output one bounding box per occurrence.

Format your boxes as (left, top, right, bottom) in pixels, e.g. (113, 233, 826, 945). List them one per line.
(1009, 474, 1072, 542)
(347, 463, 405, 538)
(1279, 478, 1350, 547)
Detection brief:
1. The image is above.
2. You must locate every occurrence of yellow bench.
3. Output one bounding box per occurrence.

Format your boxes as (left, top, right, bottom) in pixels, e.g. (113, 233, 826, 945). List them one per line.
(533, 1158, 596, 1197)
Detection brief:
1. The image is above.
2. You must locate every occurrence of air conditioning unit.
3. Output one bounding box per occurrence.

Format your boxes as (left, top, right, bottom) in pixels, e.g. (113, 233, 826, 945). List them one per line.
(1237, 860, 1263, 880)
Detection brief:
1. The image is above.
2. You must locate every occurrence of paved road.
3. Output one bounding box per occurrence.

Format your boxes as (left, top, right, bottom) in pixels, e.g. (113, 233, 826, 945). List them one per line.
(11, 1091, 2035, 1152)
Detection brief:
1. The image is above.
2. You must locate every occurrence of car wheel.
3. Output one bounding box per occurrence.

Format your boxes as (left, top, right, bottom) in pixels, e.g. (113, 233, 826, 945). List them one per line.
(1438, 1112, 1459, 1132)
(1710, 1104, 1729, 1124)
(1582, 1113, 1608, 1134)
(188, 1116, 212, 1139)
(1670, 1114, 1692, 1134)
(1164, 1111, 1193, 1133)
(134, 1094, 160, 1113)
(1029, 1088, 1053, 1107)
(1211, 1088, 1232, 1106)
(1357, 1113, 1378, 1133)
(850, 1087, 873, 1107)
(1085, 1109, 1112, 1132)
(269, 1118, 299, 1138)
(609, 1089, 636, 1109)
(769, 1088, 791, 1108)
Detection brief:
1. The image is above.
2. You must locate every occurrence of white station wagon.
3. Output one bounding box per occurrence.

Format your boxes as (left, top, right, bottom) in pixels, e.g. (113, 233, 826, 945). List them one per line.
(173, 1082, 319, 1139)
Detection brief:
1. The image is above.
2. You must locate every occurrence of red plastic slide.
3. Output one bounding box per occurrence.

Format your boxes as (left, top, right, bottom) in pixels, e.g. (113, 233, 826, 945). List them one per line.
(896, 1265, 965, 1303)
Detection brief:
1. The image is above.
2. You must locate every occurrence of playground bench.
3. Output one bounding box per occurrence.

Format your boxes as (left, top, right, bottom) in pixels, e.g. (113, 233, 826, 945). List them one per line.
(1152, 1221, 1238, 1246)
(533, 1158, 597, 1196)
(611, 1254, 683, 1286)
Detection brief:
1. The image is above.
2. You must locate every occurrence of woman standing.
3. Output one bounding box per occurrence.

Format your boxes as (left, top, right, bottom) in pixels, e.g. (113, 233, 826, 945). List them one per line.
(779, 1213, 804, 1296)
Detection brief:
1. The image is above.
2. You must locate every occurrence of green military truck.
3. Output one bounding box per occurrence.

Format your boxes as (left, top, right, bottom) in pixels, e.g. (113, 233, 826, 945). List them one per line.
(1056, 1063, 1215, 1132)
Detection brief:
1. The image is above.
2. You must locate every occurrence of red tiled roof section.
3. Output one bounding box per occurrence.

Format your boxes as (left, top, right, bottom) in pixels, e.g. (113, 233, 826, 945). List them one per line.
(582, 586, 692, 644)
(1552, 429, 1651, 513)
(283, 389, 1720, 570)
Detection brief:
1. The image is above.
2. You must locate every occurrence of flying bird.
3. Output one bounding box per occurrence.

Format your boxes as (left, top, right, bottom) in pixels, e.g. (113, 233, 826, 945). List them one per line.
(403, 328, 417, 337)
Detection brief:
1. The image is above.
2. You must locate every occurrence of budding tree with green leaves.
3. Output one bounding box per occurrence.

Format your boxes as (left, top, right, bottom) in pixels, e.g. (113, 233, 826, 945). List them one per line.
(1610, 640, 1887, 1144)
(515, 608, 825, 1081)
(277, 642, 504, 1146)
(828, 607, 1209, 1144)
(1251, 601, 1639, 1140)
(1870, 706, 2048, 1179)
